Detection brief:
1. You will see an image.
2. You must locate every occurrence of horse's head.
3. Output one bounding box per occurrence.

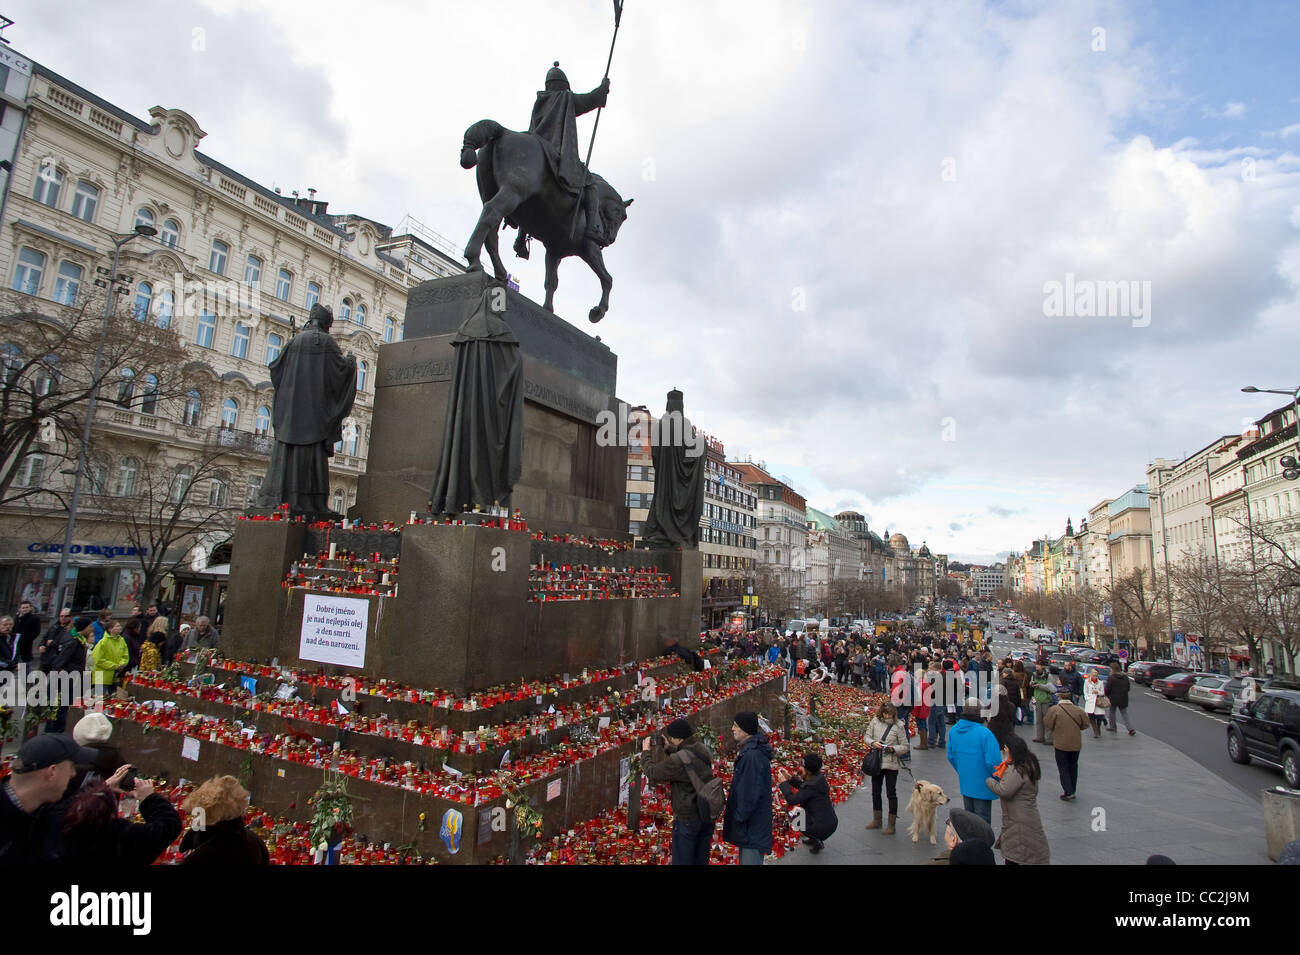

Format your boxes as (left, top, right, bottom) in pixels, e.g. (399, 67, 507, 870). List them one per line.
(600, 194, 633, 244)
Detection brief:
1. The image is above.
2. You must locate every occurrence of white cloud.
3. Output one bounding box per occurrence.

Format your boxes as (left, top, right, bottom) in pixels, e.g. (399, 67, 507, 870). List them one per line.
(8, 0, 1299, 561)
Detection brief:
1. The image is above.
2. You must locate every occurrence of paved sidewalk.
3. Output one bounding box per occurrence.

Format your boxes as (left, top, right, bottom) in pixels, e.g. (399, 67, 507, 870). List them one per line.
(776, 722, 1271, 865)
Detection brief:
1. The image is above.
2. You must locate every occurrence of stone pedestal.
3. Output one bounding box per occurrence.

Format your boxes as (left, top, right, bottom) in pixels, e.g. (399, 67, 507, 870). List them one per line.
(354, 273, 626, 539)
(223, 520, 702, 695)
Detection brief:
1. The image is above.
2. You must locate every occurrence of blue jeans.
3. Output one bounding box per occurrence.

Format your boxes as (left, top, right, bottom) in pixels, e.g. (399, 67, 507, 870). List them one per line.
(671, 816, 713, 865)
(963, 796, 992, 824)
(738, 847, 765, 866)
(927, 708, 946, 744)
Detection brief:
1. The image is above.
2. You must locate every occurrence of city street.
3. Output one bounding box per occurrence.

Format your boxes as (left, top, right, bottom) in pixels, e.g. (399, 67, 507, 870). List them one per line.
(984, 616, 1288, 806)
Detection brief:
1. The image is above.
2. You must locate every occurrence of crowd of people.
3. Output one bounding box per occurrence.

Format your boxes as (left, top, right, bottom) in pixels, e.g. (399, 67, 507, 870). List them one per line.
(1, 715, 265, 865)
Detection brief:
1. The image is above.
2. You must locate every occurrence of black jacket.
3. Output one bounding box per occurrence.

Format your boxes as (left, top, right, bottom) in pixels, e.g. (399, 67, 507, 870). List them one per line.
(1106, 672, 1130, 708)
(779, 772, 838, 840)
(1061, 668, 1085, 700)
(14, 613, 41, 664)
(0, 784, 66, 864)
(61, 793, 182, 865)
(178, 818, 270, 865)
(41, 626, 86, 674)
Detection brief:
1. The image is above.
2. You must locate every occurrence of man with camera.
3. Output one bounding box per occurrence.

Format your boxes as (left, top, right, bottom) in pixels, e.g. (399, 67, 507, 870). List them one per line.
(641, 718, 717, 865)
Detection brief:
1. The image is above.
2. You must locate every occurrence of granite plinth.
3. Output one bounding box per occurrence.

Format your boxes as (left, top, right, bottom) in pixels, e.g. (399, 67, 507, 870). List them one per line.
(70, 674, 782, 864)
(223, 521, 703, 696)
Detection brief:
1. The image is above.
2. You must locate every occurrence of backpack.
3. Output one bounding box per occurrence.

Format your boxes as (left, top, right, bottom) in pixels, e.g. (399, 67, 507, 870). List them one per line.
(678, 748, 726, 823)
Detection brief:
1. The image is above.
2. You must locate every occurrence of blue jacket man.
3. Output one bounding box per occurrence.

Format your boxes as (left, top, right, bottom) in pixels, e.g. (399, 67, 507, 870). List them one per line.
(946, 698, 1002, 825)
(723, 711, 772, 864)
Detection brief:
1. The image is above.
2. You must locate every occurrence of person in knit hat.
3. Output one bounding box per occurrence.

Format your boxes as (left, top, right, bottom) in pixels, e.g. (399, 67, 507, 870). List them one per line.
(723, 711, 773, 865)
(641, 717, 718, 865)
(942, 807, 996, 865)
(68, 711, 126, 793)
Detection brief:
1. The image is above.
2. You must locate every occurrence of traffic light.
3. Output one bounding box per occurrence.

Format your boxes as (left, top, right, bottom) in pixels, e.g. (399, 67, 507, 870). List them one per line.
(1282, 455, 1300, 481)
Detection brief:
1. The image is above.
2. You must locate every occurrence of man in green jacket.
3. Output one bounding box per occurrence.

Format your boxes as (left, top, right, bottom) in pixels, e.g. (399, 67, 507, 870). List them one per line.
(1030, 663, 1057, 746)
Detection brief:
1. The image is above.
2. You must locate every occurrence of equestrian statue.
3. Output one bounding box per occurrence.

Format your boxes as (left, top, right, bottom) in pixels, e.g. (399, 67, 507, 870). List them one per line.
(460, 61, 632, 323)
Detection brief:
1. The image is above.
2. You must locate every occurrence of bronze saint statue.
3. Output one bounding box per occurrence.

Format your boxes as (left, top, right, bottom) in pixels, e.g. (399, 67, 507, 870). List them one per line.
(256, 304, 356, 520)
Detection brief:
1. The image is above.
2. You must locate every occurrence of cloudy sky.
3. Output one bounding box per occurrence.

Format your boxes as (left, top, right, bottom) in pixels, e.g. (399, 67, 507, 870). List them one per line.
(11, 0, 1300, 562)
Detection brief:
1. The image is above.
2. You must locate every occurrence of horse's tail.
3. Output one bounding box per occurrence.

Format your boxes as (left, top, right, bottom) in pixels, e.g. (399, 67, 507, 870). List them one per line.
(460, 119, 504, 169)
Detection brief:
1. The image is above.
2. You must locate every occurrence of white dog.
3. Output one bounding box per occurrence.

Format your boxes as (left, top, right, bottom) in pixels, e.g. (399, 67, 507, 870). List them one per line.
(906, 779, 951, 844)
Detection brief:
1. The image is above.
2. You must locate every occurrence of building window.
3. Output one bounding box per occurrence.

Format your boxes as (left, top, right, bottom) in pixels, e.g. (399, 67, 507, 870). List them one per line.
(306, 282, 320, 309)
(115, 456, 139, 497)
(12, 247, 46, 295)
(356, 360, 368, 392)
(160, 218, 181, 249)
(70, 181, 99, 222)
(255, 404, 270, 434)
(89, 462, 108, 496)
(384, 316, 396, 343)
(245, 474, 262, 507)
(344, 427, 358, 456)
(275, 269, 292, 301)
(1, 343, 20, 385)
(53, 262, 84, 305)
(139, 374, 159, 416)
(209, 471, 230, 507)
(195, 311, 216, 348)
(332, 488, 345, 515)
(33, 354, 59, 396)
(355, 304, 366, 327)
(244, 254, 262, 288)
(340, 298, 352, 324)
(221, 398, 239, 430)
(14, 452, 44, 488)
(232, 322, 251, 359)
(209, 240, 229, 276)
(171, 465, 194, 504)
(32, 163, 63, 207)
(134, 207, 155, 232)
(116, 367, 135, 407)
(182, 390, 202, 426)
(133, 281, 152, 321)
(265, 332, 283, 364)
(155, 289, 173, 329)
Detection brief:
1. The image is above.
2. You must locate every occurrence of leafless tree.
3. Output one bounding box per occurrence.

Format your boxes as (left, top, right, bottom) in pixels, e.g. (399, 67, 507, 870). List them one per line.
(0, 289, 195, 507)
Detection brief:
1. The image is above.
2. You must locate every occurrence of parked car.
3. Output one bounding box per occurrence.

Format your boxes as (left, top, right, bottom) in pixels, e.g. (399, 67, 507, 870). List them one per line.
(1131, 662, 1183, 686)
(1226, 685, 1300, 788)
(1187, 676, 1247, 713)
(1153, 672, 1199, 700)
(1076, 650, 1122, 667)
(1046, 653, 1077, 675)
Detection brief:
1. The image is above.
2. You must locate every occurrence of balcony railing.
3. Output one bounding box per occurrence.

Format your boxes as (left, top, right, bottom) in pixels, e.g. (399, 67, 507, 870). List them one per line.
(209, 426, 273, 456)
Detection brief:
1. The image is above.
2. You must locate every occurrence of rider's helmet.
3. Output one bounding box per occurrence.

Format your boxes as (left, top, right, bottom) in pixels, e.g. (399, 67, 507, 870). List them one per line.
(545, 61, 570, 92)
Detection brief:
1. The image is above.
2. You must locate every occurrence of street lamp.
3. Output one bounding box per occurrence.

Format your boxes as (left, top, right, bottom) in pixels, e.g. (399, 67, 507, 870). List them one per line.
(52, 224, 157, 614)
(1241, 386, 1300, 476)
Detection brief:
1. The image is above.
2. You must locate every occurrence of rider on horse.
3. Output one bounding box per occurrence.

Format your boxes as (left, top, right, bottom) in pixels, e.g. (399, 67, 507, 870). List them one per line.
(523, 62, 610, 249)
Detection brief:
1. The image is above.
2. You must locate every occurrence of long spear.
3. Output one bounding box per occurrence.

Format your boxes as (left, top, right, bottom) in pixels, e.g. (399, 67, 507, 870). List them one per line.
(568, 0, 624, 240)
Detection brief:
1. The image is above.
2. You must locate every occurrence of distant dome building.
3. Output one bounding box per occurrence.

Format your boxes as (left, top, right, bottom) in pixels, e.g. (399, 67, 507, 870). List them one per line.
(918, 541, 931, 558)
(889, 532, 910, 554)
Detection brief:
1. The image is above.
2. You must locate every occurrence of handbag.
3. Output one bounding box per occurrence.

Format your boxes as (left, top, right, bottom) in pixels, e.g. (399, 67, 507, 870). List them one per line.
(1095, 695, 1110, 708)
(860, 720, 894, 777)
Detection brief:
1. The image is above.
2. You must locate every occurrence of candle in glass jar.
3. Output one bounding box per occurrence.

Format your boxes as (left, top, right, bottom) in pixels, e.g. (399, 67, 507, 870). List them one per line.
(328, 542, 337, 560)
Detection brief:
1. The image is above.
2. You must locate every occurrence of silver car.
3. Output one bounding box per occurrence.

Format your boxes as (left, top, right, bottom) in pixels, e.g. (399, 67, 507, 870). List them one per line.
(1187, 675, 1246, 713)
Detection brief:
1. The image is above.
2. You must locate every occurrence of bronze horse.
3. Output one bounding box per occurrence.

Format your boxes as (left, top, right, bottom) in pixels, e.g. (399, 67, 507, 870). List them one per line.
(461, 119, 631, 323)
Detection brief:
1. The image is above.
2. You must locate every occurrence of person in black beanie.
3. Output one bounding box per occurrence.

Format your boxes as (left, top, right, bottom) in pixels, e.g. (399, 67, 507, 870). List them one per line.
(942, 807, 996, 865)
(777, 753, 839, 854)
(641, 717, 718, 865)
(723, 711, 773, 865)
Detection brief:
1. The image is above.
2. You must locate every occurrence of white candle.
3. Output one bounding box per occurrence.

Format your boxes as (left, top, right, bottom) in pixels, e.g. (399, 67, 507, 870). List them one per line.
(382, 572, 390, 585)
(328, 542, 337, 560)
(409, 511, 417, 524)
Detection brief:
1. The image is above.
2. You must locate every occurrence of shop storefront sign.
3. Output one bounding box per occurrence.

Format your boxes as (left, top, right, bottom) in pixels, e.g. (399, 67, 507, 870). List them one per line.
(27, 542, 148, 558)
